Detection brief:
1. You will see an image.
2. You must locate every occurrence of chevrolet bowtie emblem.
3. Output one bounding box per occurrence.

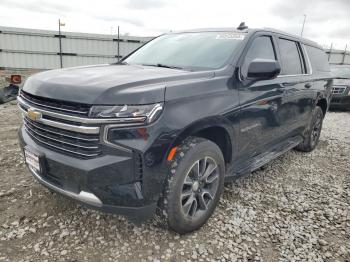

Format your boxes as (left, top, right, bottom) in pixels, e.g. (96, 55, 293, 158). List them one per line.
(27, 108, 42, 121)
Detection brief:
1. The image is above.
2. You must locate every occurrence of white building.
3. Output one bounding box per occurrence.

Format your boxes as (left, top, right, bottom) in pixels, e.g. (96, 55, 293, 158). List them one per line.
(0, 26, 153, 70)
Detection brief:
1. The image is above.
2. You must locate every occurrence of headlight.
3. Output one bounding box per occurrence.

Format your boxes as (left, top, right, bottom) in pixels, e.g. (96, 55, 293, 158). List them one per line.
(89, 103, 163, 124)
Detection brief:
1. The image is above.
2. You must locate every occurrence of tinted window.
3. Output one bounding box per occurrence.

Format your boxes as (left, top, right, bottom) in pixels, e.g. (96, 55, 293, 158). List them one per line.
(278, 39, 303, 75)
(242, 36, 276, 76)
(305, 45, 330, 72)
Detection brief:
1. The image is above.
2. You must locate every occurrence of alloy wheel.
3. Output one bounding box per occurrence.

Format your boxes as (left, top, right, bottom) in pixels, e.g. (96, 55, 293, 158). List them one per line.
(180, 157, 220, 219)
(311, 112, 322, 146)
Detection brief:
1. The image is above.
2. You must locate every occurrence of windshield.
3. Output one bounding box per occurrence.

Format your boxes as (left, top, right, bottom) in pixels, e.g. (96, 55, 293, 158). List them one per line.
(331, 66, 350, 78)
(124, 32, 245, 71)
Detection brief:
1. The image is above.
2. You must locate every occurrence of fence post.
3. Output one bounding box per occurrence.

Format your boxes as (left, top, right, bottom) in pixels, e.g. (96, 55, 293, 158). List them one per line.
(328, 43, 333, 62)
(117, 26, 120, 62)
(58, 19, 65, 68)
(341, 44, 347, 65)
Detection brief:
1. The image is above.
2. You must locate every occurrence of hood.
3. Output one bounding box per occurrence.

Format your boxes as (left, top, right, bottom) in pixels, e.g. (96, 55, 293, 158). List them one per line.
(22, 64, 198, 105)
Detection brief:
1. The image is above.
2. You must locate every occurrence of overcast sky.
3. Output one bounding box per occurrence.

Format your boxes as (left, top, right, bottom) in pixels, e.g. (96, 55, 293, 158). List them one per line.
(1, 0, 349, 49)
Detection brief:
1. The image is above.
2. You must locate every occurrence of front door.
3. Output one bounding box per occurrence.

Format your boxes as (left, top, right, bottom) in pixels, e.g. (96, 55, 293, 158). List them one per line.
(235, 34, 285, 169)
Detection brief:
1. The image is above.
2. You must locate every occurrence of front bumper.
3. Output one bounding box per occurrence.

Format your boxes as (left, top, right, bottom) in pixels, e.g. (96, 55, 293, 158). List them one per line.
(18, 126, 157, 223)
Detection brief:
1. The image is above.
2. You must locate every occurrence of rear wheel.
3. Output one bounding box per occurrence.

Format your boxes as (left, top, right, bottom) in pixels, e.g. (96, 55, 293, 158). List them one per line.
(158, 137, 225, 234)
(295, 106, 324, 152)
(0, 88, 5, 104)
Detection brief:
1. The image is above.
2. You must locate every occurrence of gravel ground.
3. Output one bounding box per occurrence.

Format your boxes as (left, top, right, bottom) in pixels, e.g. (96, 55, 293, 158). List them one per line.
(0, 102, 349, 262)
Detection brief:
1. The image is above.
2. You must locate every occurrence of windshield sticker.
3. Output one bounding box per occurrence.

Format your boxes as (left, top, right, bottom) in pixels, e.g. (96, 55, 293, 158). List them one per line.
(216, 33, 245, 40)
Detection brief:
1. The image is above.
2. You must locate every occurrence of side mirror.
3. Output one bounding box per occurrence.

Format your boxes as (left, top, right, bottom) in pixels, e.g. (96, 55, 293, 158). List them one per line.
(247, 59, 281, 80)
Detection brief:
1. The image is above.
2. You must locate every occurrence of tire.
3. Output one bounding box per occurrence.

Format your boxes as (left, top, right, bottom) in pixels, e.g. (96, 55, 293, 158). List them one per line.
(158, 137, 225, 234)
(295, 106, 324, 152)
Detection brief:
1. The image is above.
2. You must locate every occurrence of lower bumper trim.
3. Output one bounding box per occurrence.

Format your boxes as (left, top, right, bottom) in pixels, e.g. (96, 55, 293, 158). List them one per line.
(28, 166, 103, 207)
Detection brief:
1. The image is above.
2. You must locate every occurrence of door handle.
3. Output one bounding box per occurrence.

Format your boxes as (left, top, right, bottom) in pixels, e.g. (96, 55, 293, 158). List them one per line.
(305, 83, 312, 89)
(282, 82, 297, 87)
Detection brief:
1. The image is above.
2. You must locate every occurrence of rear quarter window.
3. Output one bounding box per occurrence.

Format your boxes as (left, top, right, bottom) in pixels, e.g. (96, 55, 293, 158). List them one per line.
(305, 45, 330, 72)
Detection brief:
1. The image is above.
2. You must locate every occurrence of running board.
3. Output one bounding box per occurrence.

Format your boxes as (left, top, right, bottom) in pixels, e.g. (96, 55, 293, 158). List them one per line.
(225, 136, 303, 181)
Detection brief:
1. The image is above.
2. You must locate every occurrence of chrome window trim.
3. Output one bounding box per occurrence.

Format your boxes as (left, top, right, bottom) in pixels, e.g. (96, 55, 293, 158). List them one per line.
(277, 74, 311, 78)
(302, 43, 313, 75)
(28, 166, 103, 207)
(18, 96, 146, 125)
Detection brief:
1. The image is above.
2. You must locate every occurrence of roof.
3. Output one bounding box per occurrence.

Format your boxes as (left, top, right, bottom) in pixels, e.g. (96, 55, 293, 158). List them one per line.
(330, 64, 350, 68)
(169, 27, 321, 49)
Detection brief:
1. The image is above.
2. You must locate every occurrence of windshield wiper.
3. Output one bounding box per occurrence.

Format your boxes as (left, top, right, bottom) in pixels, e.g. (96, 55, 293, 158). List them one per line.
(141, 63, 185, 70)
(114, 61, 128, 65)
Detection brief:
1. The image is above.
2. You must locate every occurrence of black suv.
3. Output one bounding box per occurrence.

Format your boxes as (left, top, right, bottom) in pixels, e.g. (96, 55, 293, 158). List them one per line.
(18, 27, 332, 234)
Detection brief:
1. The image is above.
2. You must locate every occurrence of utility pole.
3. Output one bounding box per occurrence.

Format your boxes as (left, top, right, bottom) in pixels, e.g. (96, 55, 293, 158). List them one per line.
(117, 26, 120, 62)
(58, 19, 65, 68)
(300, 14, 306, 37)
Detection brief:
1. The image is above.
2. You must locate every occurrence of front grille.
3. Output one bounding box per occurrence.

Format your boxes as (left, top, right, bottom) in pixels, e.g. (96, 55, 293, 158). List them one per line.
(18, 90, 102, 158)
(332, 86, 346, 95)
(20, 90, 91, 116)
(24, 117, 101, 157)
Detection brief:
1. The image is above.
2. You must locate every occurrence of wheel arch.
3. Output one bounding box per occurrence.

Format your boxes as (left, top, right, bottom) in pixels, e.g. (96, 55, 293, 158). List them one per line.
(316, 97, 328, 117)
(167, 116, 235, 165)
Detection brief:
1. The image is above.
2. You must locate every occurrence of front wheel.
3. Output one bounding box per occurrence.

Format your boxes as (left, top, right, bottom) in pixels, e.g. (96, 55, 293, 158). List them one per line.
(159, 137, 225, 234)
(295, 106, 324, 152)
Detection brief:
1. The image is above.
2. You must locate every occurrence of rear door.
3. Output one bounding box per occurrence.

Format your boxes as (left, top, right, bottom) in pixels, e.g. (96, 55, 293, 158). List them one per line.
(274, 37, 315, 140)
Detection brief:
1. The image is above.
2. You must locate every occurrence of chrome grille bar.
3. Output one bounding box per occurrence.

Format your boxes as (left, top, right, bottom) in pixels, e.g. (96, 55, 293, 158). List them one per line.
(18, 93, 101, 157)
(24, 117, 99, 142)
(24, 122, 99, 150)
(18, 95, 146, 125)
(24, 126, 100, 157)
(18, 106, 100, 134)
(17, 91, 147, 158)
(332, 86, 346, 95)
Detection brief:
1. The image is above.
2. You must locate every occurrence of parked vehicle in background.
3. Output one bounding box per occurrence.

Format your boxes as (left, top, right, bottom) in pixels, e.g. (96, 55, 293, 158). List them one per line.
(0, 69, 43, 104)
(330, 65, 350, 110)
(0, 74, 22, 104)
(17, 25, 332, 234)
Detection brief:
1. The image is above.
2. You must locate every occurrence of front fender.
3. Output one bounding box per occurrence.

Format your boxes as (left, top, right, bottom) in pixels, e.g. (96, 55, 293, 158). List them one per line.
(171, 115, 234, 150)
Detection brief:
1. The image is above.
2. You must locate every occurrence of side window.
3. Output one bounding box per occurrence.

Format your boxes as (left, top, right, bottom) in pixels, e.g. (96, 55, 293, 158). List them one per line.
(278, 38, 304, 75)
(305, 45, 330, 72)
(242, 36, 276, 76)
